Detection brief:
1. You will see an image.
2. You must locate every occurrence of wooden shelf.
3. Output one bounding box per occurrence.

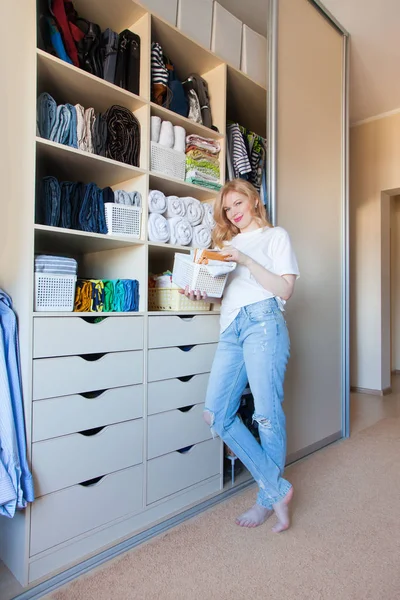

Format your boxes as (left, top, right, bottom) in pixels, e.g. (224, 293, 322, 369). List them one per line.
(33, 311, 144, 317)
(34, 225, 144, 254)
(147, 311, 215, 316)
(72, 0, 147, 32)
(152, 15, 223, 79)
(149, 172, 219, 202)
(37, 50, 147, 115)
(150, 103, 222, 140)
(226, 66, 267, 137)
(36, 138, 146, 188)
(148, 241, 192, 253)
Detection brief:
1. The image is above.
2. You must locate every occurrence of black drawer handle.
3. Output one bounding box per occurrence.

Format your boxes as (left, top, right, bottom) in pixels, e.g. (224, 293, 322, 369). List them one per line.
(78, 426, 105, 436)
(178, 315, 195, 321)
(79, 475, 105, 487)
(177, 445, 194, 454)
(80, 353, 107, 362)
(178, 405, 195, 413)
(80, 316, 107, 324)
(80, 389, 107, 399)
(177, 375, 195, 382)
(178, 345, 195, 352)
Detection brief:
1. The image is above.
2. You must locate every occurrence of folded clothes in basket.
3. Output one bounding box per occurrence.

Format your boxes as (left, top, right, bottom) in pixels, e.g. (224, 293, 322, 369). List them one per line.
(34, 255, 77, 276)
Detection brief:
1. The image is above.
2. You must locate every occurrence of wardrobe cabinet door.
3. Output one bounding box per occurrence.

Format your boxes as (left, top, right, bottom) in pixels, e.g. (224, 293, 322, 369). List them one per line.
(33, 385, 144, 442)
(147, 438, 221, 504)
(148, 404, 211, 459)
(30, 465, 144, 556)
(33, 316, 144, 358)
(148, 315, 220, 348)
(148, 344, 217, 382)
(148, 373, 210, 414)
(32, 419, 143, 497)
(32, 351, 144, 400)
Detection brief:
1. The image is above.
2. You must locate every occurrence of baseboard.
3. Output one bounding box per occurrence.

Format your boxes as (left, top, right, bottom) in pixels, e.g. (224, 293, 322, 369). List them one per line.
(351, 386, 392, 396)
(287, 431, 342, 465)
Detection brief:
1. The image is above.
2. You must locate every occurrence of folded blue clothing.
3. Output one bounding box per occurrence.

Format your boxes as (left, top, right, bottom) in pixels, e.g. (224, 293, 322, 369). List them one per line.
(40, 176, 60, 227)
(65, 104, 78, 149)
(34, 255, 77, 276)
(78, 183, 107, 234)
(122, 279, 139, 311)
(50, 104, 71, 145)
(114, 190, 142, 207)
(37, 93, 57, 140)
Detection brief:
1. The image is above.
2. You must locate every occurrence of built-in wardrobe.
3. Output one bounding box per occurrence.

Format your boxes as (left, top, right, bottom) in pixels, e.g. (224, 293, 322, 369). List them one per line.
(0, 0, 348, 592)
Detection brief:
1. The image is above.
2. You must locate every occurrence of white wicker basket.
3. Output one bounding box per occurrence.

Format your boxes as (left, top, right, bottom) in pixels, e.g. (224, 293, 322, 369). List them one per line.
(150, 142, 186, 180)
(172, 253, 228, 298)
(104, 203, 142, 238)
(34, 273, 77, 312)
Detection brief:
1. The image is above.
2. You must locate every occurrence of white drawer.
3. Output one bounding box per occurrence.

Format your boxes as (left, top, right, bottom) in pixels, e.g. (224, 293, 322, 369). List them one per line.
(148, 344, 217, 382)
(147, 438, 221, 504)
(148, 315, 219, 348)
(148, 404, 211, 459)
(33, 316, 144, 358)
(33, 351, 143, 400)
(148, 373, 210, 414)
(30, 464, 143, 556)
(33, 385, 144, 442)
(32, 419, 143, 497)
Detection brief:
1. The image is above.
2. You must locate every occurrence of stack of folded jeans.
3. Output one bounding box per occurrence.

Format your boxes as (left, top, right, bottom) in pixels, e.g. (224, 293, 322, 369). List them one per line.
(35, 255, 78, 276)
(39, 176, 107, 234)
(74, 279, 139, 312)
(37, 93, 141, 167)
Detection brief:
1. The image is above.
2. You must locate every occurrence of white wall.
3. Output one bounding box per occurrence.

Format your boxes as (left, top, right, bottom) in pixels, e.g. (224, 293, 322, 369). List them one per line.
(391, 197, 400, 371)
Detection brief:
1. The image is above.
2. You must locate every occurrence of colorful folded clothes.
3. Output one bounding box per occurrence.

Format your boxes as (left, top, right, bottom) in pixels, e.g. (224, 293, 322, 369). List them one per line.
(74, 278, 139, 312)
(34, 255, 78, 276)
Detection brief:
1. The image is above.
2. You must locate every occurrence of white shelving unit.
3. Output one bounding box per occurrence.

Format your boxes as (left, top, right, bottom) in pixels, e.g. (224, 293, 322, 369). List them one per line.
(0, 0, 267, 590)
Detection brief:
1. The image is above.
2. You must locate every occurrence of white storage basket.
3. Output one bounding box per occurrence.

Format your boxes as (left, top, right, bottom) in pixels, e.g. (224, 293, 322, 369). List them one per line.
(104, 203, 142, 238)
(172, 253, 228, 298)
(150, 142, 186, 180)
(35, 273, 77, 312)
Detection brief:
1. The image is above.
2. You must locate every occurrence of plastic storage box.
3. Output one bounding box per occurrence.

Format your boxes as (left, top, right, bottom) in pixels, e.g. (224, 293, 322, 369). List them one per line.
(172, 253, 228, 298)
(35, 273, 77, 312)
(104, 203, 142, 238)
(150, 142, 186, 180)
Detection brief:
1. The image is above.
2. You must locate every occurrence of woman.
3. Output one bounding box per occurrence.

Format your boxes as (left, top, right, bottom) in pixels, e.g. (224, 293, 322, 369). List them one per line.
(181, 179, 299, 532)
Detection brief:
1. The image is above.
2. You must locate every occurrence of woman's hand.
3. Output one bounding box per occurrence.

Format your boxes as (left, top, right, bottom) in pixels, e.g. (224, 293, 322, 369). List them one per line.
(220, 246, 250, 266)
(178, 286, 208, 301)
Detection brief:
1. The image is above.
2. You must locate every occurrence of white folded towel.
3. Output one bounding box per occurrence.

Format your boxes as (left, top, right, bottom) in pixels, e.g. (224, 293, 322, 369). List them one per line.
(165, 195, 186, 219)
(184, 197, 204, 226)
(148, 213, 170, 243)
(168, 217, 193, 246)
(191, 223, 212, 248)
(173, 126, 186, 153)
(148, 190, 167, 214)
(159, 120, 174, 149)
(202, 202, 216, 230)
(151, 116, 162, 143)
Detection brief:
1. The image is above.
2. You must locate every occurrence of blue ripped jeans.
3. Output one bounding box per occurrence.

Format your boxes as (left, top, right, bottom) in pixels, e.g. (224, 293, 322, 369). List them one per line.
(204, 298, 291, 508)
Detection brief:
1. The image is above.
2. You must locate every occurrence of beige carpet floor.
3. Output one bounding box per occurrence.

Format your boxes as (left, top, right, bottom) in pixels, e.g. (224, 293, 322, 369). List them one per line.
(46, 418, 400, 600)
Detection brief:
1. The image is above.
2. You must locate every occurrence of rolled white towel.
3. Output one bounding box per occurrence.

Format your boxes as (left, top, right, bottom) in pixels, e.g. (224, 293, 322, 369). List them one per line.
(165, 195, 186, 219)
(191, 223, 212, 248)
(168, 217, 193, 246)
(183, 197, 204, 226)
(148, 190, 167, 214)
(173, 125, 186, 153)
(148, 213, 170, 243)
(159, 120, 174, 149)
(151, 116, 162, 143)
(202, 202, 216, 230)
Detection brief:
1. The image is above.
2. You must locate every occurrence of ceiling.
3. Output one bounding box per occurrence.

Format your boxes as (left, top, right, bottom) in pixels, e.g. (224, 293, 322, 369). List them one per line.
(222, 0, 400, 124)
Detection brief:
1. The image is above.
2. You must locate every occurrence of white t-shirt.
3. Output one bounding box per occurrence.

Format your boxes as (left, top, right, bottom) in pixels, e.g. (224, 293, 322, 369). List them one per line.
(220, 226, 300, 332)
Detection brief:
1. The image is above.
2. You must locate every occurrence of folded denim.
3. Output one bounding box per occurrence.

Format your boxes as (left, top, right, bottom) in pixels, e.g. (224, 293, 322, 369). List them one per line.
(49, 104, 71, 145)
(37, 93, 57, 139)
(65, 103, 78, 148)
(78, 183, 107, 234)
(103, 186, 114, 204)
(59, 181, 76, 229)
(103, 105, 140, 166)
(40, 176, 61, 227)
(92, 112, 107, 156)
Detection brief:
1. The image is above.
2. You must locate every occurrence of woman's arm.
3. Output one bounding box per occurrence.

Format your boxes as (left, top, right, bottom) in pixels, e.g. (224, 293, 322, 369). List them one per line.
(220, 246, 296, 301)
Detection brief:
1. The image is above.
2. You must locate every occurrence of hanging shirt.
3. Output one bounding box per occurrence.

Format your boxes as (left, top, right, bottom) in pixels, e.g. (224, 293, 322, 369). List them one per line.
(0, 290, 34, 518)
(219, 227, 300, 333)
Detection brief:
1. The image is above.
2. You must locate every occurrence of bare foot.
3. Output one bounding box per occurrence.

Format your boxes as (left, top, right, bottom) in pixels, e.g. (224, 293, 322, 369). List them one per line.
(272, 486, 294, 533)
(235, 504, 273, 528)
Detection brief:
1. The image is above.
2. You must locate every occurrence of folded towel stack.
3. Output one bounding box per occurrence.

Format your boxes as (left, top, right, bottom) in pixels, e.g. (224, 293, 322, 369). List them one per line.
(37, 93, 141, 167)
(151, 117, 186, 153)
(34, 255, 78, 276)
(74, 279, 139, 312)
(147, 190, 214, 248)
(185, 135, 222, 190)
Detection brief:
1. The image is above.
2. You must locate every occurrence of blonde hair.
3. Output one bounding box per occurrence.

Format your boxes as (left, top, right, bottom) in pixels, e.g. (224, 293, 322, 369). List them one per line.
(212, 179, 272, 248)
